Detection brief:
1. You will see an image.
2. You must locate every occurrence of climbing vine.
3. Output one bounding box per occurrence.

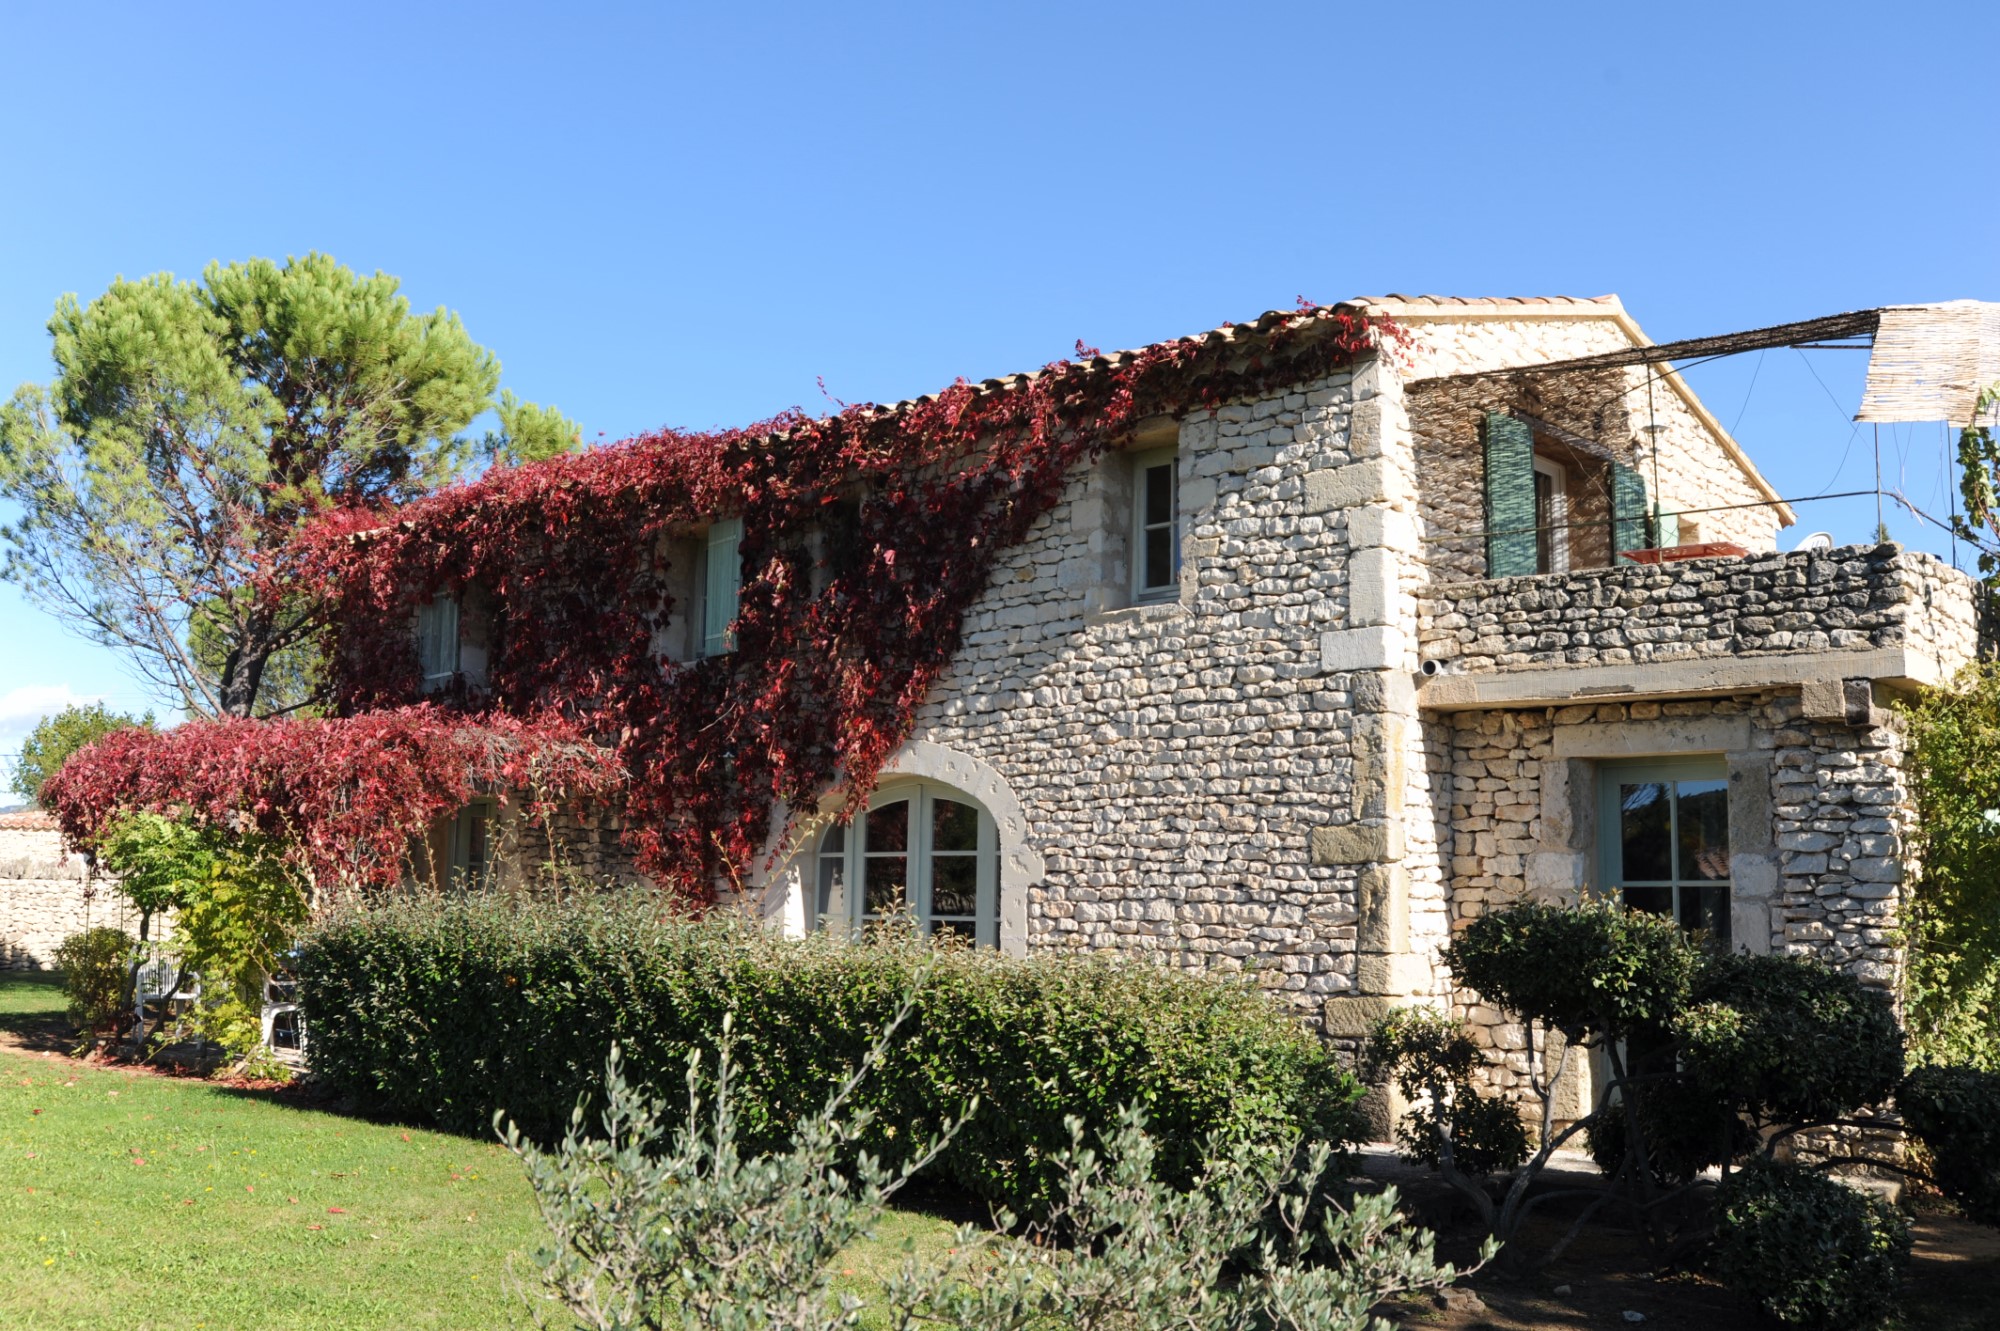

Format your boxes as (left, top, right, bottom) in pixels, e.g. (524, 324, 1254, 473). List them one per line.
(42, 707, 616, 891)
(64, 304, 1398, 900)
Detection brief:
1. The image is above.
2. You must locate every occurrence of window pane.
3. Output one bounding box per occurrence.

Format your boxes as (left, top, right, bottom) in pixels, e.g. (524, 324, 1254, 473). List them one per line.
(933, 799, 978, 852)
(817, 856, 843, 918)
(1619, 783, 1673, 882)
(269, 1009, 304, 1051)
(1694, 884, 1733, 950)
(1676, 780, 1730, 881)
(864, 857, 907, 915)
(1143, 526, 1173, 590)
(865, 800, 909, 853)
(1624, 886, 1672, 917)
(1144, 462, 1174, 525)
(1534, 470, 1554, 574)
(931, 919, 976, 945)
(820, 824, 846, 853)
(931, 855, 977, 915)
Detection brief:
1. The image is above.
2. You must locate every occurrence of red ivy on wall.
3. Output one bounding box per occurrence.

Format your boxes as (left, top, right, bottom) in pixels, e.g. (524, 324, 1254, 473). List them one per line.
(43, 708, 617, 891)
(61, 305, 1398, 901)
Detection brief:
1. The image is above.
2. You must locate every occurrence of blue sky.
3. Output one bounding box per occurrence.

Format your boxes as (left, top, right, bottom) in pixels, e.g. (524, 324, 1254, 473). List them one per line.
(1, 1, 1994, 783)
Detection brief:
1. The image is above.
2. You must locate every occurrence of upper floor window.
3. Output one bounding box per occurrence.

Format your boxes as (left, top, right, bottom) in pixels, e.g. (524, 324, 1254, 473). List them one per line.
(815, 780, 998, 947)
(1131, 448, 1180, 602)
(1532, 455, 1571, 575)
(701, 517, 743, 657)
(416, 595, 460, 687)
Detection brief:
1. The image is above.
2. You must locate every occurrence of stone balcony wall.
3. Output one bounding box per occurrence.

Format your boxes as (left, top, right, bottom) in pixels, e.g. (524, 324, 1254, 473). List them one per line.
(1418, 543, 1983, 679)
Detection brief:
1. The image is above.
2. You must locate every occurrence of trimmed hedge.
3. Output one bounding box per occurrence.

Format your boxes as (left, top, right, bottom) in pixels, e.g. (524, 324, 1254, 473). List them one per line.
(296, 892, 1365, 1216)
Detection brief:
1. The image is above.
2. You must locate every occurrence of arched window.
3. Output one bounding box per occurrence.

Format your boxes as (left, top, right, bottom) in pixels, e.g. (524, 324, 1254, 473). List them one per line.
(815, 781, 998, 947)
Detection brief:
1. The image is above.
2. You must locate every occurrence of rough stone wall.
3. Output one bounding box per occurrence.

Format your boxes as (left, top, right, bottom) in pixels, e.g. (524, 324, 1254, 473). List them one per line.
(1396, 315, 1780, 585)
(1900, 550, 1985, 672)
(0, 816, 148, 970)
(900, 366, 1374, 1009)
(1419, 545, 1975, 673)
(497, 803, 646, 891)
(1440, 690, 1912, 1101)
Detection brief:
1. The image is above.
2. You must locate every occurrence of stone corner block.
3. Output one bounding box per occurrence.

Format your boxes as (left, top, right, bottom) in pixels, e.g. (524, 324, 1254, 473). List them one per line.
(1348, 546, 1399, 627)
(1321, 626, 1404, 674)
(1303, 458, 1410, 514)
(1357, 864, 1410, 952)
(1357, 951, 1430, 998)
(1310, 821, 1405, 866)
(1322, 994, 1397, 1040)
(1347, 504, 1415, 552)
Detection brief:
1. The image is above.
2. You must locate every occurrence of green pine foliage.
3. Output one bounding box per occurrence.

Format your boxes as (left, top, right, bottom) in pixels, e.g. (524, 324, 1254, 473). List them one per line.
(297, 892, 1365, 1220)
(0, 253, 573, 718)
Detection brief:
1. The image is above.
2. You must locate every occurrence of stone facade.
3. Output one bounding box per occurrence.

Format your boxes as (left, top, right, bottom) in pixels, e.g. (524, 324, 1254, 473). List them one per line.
(493, 296, 1984, 1115)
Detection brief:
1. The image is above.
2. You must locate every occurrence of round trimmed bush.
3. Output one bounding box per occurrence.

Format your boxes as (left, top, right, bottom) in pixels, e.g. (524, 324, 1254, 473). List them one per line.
(1898, 1064, 2000, 1226)
(53, 926, 134, 1036)
(1584, 1074, 1753, 1187)
(1711, 1161, 1910, 1330)
(1442, 901, 1696, 1042)
(1676, 952, 1902, 1125)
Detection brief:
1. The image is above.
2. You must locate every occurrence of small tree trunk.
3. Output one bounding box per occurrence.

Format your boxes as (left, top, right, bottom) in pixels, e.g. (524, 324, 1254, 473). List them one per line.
(216, 609, 282, 718)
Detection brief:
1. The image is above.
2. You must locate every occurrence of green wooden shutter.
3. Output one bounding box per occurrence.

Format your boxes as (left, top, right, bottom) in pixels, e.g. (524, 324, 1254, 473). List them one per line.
(1612, 464, 1652, 562)
(702, 517, 742, 656)
(1483, 413, 1537, 578)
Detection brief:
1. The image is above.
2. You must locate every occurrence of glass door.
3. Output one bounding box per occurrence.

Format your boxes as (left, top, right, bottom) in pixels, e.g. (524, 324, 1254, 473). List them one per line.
(816, 782, 998, 947)
(1596, 757, 1731, 949)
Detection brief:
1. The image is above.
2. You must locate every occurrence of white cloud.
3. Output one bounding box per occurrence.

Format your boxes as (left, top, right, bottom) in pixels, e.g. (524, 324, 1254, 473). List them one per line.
(0, 683, 103, 740)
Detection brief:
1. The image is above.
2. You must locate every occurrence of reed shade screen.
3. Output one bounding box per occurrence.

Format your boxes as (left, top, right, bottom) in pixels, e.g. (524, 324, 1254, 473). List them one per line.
(1858, 301, 2000, 426)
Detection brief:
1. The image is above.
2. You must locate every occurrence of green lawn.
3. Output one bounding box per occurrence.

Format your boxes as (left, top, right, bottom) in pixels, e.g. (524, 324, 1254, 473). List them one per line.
(0, 972, 960, 1331)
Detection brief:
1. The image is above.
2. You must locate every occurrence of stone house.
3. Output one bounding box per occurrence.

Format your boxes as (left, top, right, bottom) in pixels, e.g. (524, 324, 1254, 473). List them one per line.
(409, 295, 1983, 1105)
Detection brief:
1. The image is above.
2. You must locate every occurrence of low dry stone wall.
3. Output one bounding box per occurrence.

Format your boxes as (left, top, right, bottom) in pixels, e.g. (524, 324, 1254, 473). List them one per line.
(1419, 544, 1980, 672)
(0, 813, 145, 970)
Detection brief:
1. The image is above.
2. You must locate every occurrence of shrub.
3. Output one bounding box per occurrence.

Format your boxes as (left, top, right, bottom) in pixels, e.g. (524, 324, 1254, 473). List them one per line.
(1675, 952, 1903, 1126)
(299, 891, 1365, 1218)
(1583, 1073, 1753, 1187)
(1711, 1161, 1910, 1330)
(1363, 1008, 1529, 1177)
(507, 1005, 957, 1331)
(1898, 1064, 2000, 1226)
(1899, 663, 2000, 1070)
(53, 926, 133, 1036)
(1442, 900, 1696, 1043)
(511, 1002, 1466, 1331)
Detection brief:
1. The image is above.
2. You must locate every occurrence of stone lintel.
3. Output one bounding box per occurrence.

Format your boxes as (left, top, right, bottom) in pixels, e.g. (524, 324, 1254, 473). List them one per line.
(1417, 646, 1940, 712)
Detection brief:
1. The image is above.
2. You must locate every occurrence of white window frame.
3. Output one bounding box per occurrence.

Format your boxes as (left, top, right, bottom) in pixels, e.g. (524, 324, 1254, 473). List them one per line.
(416, 594, 461, 687)
(701, 517, 743, 658)
(1130, 447, 1180, 603)
(1531, 455, 1570, 575)
(815, 781, 998, 948)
